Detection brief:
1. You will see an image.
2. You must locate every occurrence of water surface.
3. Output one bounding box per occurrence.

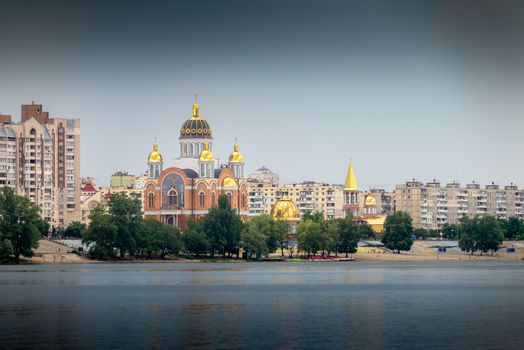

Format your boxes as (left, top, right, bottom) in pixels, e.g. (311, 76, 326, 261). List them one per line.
(1, 261, 523, 349)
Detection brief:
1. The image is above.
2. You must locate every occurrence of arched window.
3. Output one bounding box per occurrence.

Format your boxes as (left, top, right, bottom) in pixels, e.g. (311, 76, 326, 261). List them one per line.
(167, 188, 178, 206)
(199, 192, 205, 207)
(211, 192, 216, 205)
(148, 193, 155, 208)
(241, 192, 246, 208)
(226, 192, 232, 206)
(188, 143, 193, 157)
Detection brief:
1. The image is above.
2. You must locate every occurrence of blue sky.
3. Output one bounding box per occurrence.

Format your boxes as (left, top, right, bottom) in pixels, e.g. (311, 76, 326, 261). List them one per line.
(0, 0, 523, 189)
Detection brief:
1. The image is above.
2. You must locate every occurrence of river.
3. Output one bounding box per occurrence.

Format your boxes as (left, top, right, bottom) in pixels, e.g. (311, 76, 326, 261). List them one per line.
(1, 261, 523, 349)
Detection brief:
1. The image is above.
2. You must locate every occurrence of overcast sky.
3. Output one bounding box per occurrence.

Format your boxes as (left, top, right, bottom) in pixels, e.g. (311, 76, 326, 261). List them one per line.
(1, 0, 523, 189)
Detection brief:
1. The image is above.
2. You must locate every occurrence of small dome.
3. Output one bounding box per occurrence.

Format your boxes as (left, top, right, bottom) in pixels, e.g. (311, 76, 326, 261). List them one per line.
(180, 101, 212, 139)
(364, 193, 376, 206)
(228, 143, 244, 163)
(223, 177, 237, 187)
(271, 195, 300, 221)
(199, 142, 214, 161)
(148, 143, 163, 163)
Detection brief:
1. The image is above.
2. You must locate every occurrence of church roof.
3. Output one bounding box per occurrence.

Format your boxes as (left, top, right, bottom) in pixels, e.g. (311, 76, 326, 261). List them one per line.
(344, 161, 358, 190)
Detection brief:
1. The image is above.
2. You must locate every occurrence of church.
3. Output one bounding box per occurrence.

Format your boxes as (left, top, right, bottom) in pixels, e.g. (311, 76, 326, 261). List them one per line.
(143, 99, 248, 229)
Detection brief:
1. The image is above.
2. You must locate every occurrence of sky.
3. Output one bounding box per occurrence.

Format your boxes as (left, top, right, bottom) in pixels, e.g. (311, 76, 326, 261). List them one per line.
(0, 0, 523, 189)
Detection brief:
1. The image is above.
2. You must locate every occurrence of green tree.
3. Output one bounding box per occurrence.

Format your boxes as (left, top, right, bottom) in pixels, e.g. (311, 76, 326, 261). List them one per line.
(240, 229, 269, 259)
(337, 216, 360, 257)
(63, 221, 86, 238)
(459, 216, 503, 254)
(381, 212, 414, 254)
(458, 216, 477, 253)
(107, 192, 142, 259)
(82, 205, 117, 259)
(0, 187, 43, 259)
(297, 220, 323, 256)
(203, 195, 243, 258)
(0, 239, 14, 259)
(476, 216, 503, 254)
(442, 223, 460, 240)
(302, 211, 325, 225)
(137, 218, 164, 258)
(499, 216, 524, 240)
(414, 227, 428, 239)
(183, 219, 211, 257)
(357, 223, 376, 239)
(272, 219, 290, 256)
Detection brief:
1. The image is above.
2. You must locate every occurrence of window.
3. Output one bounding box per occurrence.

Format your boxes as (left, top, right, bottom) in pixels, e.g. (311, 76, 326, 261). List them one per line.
(211, 192, 216, 205)
(226, 192, 232, 206)
(199, 192, 205, 207)
(148, 193, 155, 208)
(241, 192, 246, 207)
(167, 188, 178, 206)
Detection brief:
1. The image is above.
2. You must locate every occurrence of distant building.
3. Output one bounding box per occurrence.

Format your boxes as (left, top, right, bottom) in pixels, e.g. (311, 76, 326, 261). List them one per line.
(248, 166, 279, 185)
(0, 102, 81, 228)
(395, 180, 524, 229)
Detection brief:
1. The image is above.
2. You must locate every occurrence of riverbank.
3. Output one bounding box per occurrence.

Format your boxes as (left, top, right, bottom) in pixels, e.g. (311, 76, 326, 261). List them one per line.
(18, 239, 524, 264)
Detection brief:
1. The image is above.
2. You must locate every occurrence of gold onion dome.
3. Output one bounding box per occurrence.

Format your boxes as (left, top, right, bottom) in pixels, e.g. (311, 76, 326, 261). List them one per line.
(228, 143, 244, 163)
(199, 142, 214, 161)
(148, 143, 163, 163)
(364, 193, 377, 206)
(223, 177, 237, 187)
(180, 101, 212, 139)
(271, 195, 300, 221)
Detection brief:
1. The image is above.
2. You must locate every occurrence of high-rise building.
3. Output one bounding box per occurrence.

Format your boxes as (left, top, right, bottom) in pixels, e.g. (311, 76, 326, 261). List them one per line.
(395, 180, 524, 229)
(0, 102, 81, 228)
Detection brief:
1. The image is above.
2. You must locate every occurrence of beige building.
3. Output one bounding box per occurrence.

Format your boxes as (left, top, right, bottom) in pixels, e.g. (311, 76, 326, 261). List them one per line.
(395, 180, 524, 229)
(247, 180, 344, 219)
(0, 102, 81, 229)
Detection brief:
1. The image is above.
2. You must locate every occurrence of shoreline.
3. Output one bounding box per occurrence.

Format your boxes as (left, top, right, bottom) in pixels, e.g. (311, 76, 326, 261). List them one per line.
(13, 239, 524, 265)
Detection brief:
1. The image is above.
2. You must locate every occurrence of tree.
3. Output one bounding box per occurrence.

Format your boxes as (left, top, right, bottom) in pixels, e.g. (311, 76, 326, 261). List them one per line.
(442, 223, 460, 240)
(82, 204, 117, 259)
(240, 230, 268, 259)
(0, 239, 14, 259)
(458, 216, 477, 253)
(302, 211, 325, 225)
(297, 220, 323, 256)
(381, 212, 414, 254)
(63, 221, 86, 238)
(107, 192, 142, 259)
(499, 217, 524, 240)
(272, 219, 290, 256)
(458, 215, 503, 254)
(337, 216, 360, 257)
(183, 218, 210, 257)
(203, 195, 243, 258)
(476, 216, 503, 254)
(157, 224, 183, 259)
(357, 223, 376, 239)
(0, 187, 43, 259)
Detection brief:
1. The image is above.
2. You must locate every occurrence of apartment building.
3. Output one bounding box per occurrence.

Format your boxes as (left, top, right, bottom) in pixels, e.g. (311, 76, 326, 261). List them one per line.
(0, 102, 81, 228)
(395, 180, 524, 229)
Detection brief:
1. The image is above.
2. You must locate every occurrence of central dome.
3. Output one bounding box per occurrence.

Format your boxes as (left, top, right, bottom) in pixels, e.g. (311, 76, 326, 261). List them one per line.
(180, 102, 212, 139)
(271, 195, 300, 221)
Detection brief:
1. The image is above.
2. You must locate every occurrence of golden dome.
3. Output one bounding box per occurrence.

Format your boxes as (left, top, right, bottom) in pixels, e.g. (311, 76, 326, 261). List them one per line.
(228, 143, 244, 163)
(223, 177, 237, 187)
(148, 143, 163, 163)
(199, 142, 214, 161)
(271, 195, 300, 221)
(180, 100, 212, 139)
(364, 193, 376, 206)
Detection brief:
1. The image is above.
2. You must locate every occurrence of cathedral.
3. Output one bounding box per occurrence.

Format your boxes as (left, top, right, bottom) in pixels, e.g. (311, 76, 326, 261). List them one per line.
(143, 99, 248, 229)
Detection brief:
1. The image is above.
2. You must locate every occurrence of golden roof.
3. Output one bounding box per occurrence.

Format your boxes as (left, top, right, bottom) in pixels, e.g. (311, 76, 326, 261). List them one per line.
(223, 177, 237, 187)
(148, 143, 163, 163)
(271, 195, 300, 221)
(344, 161, 358, 190)
(199, 142, 214, 161)
(364, 193, 377, 206)
(180, 99, 212, 139)
(228, 143, 244, 163)
(364, 216, 386, 233)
